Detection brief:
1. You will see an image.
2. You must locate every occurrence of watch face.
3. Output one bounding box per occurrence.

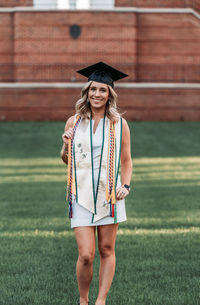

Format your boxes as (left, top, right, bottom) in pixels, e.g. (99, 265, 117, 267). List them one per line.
(124, 184, 130, 190)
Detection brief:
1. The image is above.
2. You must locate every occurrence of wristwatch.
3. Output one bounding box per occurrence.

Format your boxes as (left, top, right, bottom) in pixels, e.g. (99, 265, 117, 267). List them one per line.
(123, 184, 131, 192)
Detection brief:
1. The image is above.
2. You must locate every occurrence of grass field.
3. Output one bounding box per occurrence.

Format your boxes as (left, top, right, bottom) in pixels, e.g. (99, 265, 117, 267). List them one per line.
(0, 121, 200, 305)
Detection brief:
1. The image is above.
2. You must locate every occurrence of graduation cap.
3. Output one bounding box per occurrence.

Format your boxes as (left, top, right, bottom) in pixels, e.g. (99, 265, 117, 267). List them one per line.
(77, 61, 128, 88)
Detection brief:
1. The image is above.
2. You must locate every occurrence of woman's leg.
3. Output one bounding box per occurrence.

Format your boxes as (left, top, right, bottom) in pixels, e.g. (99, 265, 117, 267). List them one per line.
(95, 223, 119, 305)
(74, 226, 96, 305)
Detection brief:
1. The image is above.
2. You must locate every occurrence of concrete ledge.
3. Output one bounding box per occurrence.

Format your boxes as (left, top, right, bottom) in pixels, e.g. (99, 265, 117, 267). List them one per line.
(0, 82, 200, 89)
(0, 7, 199, 19)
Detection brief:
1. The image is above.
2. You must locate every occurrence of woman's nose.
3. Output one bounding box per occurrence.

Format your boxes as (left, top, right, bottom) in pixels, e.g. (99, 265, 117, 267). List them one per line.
(94, 89, 100, 97)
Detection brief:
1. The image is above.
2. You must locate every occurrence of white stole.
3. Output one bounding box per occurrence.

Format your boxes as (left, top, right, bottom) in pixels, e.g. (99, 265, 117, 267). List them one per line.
(73, 116, 122, 222)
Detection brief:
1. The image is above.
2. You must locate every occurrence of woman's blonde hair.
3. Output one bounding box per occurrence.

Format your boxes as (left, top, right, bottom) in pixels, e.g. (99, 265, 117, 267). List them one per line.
(75, 81, 121, 122)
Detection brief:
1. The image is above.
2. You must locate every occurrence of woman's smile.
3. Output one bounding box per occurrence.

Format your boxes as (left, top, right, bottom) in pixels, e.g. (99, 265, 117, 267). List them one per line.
(88, 81, 109, 109)
(92, 98, 103, 102)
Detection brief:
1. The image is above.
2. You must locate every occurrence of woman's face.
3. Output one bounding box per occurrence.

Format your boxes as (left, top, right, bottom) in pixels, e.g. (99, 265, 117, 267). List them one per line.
(88, 81, 109, 110)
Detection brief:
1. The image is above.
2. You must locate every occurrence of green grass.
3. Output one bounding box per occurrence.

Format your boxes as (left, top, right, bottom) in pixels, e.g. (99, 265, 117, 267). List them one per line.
(0, 121, 200, 305)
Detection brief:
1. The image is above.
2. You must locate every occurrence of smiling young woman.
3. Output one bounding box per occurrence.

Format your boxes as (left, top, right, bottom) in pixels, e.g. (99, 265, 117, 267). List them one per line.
(60, 62, 132, 305)
(88, 81, 109, 109)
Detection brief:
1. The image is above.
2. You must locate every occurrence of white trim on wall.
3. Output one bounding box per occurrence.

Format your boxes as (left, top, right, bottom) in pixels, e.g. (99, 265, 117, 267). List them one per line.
(0, 7, 199, 20)
(0, 83, 200, 89)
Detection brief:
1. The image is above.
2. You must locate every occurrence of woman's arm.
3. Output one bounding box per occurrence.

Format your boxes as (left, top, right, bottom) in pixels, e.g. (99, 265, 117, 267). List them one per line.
(116, 118, 133, 200)
(60, 116, 74, 165)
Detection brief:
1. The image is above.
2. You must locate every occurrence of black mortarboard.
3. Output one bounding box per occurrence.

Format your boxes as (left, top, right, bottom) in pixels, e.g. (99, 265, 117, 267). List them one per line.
(76, 61, 128, 88)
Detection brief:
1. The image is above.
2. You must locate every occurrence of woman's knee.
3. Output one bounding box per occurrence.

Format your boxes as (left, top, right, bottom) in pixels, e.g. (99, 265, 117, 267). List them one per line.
(78, 251, 95, 265)
(98, 244, 115, 258)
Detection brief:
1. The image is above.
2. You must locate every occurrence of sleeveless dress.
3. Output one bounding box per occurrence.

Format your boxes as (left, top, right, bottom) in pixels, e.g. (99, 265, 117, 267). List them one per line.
(71, 119, 127, 228)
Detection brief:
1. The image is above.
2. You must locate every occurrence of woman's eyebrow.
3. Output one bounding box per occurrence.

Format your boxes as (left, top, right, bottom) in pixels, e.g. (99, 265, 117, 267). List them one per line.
(90, 86, 107, 90)
(97, 87, 107, 90)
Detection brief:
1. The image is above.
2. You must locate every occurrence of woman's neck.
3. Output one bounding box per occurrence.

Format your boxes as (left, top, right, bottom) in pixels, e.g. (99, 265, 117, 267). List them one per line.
(91, 108, 105, 120)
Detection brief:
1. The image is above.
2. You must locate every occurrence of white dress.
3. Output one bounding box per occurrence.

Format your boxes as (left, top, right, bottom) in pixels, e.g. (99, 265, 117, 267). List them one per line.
(71, 119, 127, 228)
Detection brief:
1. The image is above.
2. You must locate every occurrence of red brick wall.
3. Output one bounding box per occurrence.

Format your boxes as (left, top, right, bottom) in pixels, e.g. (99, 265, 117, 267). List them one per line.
(195, 1, 200, 12)
(0, 10, 199, 83)
(137, 13, 200, 82)
(0, 13, 13, 81)
(115, 0, 197, 10)
(0, 0, 32, 7)
(0, 9, 200, 121)
(118, 87, 200, 121)
(0, 87, 199, 121)
(14, 11, 137, 82)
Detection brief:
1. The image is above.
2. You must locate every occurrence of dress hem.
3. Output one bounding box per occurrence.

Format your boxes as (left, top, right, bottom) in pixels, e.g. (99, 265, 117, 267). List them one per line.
(71, 217, 127, 229)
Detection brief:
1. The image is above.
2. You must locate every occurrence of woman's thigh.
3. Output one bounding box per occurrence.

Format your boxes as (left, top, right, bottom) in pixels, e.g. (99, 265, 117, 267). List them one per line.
(74, 226, 96, 257)
(97, 224, 118, 255)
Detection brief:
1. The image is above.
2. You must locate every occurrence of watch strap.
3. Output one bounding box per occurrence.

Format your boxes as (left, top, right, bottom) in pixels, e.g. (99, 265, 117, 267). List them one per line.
(123, 184, 130, 191)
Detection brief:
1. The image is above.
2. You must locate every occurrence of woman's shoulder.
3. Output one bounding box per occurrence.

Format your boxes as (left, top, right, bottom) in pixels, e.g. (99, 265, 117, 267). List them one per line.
(64, 115, 75, 130)
(121, 117, 130, 133)
(119, 116, 127, 127)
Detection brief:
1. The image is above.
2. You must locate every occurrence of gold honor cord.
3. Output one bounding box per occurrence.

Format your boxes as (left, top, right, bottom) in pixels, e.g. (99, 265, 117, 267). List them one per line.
(105, 121, 116, 217)
(67, 115, 81, 218)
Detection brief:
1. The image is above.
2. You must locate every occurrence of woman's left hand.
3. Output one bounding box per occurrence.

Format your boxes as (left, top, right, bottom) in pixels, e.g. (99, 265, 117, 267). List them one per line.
(116, 185, 129, 200)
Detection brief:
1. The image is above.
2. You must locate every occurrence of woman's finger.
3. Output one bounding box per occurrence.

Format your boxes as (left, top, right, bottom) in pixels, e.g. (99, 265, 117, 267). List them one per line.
(62, 130, 73, 140)
(116, 187, 126, 196)
(116, 187, 128, 200)
(116, 190, 120, 197)
(116, 187, 122, 196)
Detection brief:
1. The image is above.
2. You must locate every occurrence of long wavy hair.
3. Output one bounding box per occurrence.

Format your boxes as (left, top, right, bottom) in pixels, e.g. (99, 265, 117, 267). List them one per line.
(75, 81, 121, 122)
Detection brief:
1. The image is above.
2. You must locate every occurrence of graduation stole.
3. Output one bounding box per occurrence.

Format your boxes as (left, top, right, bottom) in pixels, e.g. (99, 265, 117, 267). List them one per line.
(67, 115, 122, 223)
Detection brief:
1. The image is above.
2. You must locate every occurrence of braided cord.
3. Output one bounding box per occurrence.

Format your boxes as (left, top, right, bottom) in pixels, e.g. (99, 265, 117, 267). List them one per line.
(67, 115, 82, 218)
(105, 120, 116, 217)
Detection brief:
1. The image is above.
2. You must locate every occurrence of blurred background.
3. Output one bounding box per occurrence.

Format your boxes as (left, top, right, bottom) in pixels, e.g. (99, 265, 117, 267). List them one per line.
(0, 0, 200, 121)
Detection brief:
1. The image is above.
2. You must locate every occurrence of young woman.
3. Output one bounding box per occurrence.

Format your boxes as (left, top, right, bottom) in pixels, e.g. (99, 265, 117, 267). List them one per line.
(61, 62, 132, 305)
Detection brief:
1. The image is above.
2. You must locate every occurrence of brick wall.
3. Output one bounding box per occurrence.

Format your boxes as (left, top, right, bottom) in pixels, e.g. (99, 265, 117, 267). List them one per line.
(137, 13, 200, 82)
(0, 10, 199, 83)
(118, 87, 200, 121)
(0, 0, 32, 7)
(0, 9, 200, 121)
(115, 0, 197, 10)
(14, 11, 137, 82)
(195, 1, 200, 12)
(0, 86, 199, 121)
(0, 13, 13, 81)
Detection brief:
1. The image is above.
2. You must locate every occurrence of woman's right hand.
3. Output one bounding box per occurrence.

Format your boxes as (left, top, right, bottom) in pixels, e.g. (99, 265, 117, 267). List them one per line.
(62, 127, 74, 145)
